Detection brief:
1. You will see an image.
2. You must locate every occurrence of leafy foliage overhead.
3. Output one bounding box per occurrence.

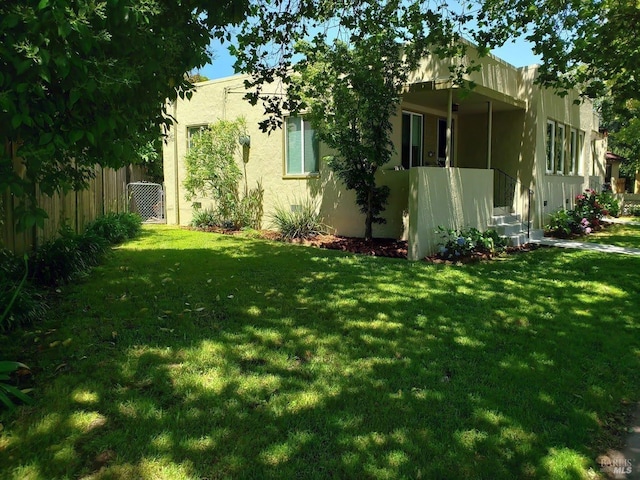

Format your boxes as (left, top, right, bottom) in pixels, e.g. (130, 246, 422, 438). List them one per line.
(0, 0, 247, 228)
(233, 0, 483, 133)
(232, 0, 640, 122)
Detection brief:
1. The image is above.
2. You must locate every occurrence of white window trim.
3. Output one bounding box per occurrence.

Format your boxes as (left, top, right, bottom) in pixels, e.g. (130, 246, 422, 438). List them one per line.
(546, 120, 555, 174)
(569, 128, 578, 175)
(187, 124, 208, 150)
(556, 123, 566, 175)
(284, 116, 318, 177)
(402, 110, 424, 168)
(577, 131, 585, 176)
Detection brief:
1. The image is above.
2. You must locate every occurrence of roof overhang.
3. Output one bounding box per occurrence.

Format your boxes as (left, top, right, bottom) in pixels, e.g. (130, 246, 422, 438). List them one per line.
(402, 80, 526, 114)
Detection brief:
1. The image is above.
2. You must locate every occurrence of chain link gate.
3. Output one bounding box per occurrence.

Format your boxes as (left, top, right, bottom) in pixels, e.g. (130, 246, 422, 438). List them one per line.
(127, 182, 165, 223)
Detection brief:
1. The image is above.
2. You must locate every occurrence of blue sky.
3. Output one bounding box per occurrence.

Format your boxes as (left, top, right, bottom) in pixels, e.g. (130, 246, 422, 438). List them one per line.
(199, 35, 542, 81)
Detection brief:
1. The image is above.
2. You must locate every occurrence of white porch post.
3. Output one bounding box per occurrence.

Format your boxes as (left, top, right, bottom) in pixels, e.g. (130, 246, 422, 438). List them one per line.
(486, 101, 493, 169)
(446, 88, 453, 168)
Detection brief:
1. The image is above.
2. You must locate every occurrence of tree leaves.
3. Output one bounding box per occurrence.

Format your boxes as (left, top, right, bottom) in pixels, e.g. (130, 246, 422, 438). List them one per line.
(1, 0, 248, 230)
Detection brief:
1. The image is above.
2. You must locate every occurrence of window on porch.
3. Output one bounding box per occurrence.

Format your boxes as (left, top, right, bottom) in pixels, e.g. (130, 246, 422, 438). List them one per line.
(402, 112, 423, 169)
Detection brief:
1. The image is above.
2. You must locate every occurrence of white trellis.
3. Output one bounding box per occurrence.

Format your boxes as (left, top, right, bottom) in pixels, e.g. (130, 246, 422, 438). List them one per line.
(127, 182, 165, 223)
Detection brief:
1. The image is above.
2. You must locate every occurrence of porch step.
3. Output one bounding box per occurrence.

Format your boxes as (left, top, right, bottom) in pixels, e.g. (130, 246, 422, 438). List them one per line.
(489, 213, 530, 247)
(493, 206, 513, 217)
(491, 213, 521, 226)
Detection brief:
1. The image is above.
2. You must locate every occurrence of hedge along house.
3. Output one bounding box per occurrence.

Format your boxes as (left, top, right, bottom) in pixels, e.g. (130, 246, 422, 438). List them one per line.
(163, 45, 607, 260)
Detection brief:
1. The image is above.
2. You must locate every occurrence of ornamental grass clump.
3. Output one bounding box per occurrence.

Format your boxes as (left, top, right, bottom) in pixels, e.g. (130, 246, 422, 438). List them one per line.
(271, 198, 327, 240)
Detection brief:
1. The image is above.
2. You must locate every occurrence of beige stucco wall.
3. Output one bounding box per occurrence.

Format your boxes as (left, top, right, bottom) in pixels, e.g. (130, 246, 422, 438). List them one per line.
(163, 43, 607, 243)
(525, 68, 607, 228)
(410, 46, 523, 103)
(408, 168, 493, 260)
(162, 75, 408, 239)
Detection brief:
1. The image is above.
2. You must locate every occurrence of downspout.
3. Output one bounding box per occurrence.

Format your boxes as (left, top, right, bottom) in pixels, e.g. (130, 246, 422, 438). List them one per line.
(173, 100, 180, 225)
(446, 88, 453, 168)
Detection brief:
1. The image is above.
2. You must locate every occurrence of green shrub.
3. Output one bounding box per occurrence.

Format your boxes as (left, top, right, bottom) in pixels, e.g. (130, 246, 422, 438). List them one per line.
(76, 230, 110, 267)
(271, 198, 327, 240)
(30, 235, 86, 287)
(30, 218, 116, 287)
(0, 251, 47, 331)
(0, 361, 33, 410)
(236, 181, 264, 230)
(85, 212, 142, 244)
(574, 189, 608, 229)
(597, 190, 620, 217)
(436, 226, 508, 259)
(545, 189, 617, 238)
(545, 209, 579, 238)
(190, 207, 220, 228)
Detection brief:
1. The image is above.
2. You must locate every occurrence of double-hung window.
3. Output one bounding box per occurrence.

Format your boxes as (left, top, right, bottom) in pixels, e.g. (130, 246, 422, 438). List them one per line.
(401, 112, 424, 169)
(569, 128, 578, 175)
(546, 120, 555, 174)
(285, 117, 319, 176)
(555, 123, 566, 174)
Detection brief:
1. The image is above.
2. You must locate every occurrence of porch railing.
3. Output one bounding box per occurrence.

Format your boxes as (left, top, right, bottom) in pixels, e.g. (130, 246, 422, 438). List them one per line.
(492, 168, 533, 239)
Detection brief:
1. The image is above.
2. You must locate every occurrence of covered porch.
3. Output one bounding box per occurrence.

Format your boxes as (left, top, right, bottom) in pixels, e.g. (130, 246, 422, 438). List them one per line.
(400, 80, 531, 260)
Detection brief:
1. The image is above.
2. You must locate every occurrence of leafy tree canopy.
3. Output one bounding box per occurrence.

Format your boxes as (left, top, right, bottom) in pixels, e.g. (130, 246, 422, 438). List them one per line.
(1, 0, 246, 229)
(233, 0, 640, 123)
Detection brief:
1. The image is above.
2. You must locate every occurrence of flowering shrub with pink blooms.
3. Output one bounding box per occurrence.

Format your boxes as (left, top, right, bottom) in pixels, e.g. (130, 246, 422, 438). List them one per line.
(545, 189, 616, 238)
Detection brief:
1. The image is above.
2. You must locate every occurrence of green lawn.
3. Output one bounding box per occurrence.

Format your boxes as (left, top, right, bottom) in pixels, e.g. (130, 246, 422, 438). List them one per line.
(585, 222, 640, 249)
(1, 225, 639, 479)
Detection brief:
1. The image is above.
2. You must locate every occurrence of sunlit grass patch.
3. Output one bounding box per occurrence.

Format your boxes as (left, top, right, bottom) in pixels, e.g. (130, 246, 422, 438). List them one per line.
(0, 225, 639, 479)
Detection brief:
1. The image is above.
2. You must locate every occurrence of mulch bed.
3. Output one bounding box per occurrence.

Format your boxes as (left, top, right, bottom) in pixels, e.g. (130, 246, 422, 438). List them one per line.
(189, 226, 539, 262)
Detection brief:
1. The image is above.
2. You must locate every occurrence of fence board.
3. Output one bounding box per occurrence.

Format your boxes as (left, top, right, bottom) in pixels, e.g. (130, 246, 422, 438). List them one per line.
(1, 163, 150, 255)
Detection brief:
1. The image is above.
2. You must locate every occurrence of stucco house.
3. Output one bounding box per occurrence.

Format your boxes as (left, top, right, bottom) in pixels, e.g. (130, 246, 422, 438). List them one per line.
(163, 46, 607, 260)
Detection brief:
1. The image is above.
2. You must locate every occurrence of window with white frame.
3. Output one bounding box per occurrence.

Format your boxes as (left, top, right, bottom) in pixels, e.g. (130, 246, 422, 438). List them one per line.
(578, 131, 585, 175)
(187, 125, 209, 150)
(401, 112, 424, 169)
(569, 128, 577, 175)
(555, 123, 566, 174)
(285, 117, 319, 175)
(546, 120, 555, 173)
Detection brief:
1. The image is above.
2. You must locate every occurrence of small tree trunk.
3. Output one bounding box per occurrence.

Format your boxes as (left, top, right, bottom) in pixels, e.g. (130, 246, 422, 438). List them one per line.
(365, 187, 373, 241)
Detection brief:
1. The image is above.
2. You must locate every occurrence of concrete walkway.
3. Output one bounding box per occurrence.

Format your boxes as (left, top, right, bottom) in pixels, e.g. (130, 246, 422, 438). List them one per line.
(528, 218, 640, 256)
(528, 217, 640, 478)
(604, 217, 640, 227)
(528, 237, 640, 256)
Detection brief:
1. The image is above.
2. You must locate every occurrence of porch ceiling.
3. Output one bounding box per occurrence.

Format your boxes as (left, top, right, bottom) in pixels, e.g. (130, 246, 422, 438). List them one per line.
(403, 81, 526, 115)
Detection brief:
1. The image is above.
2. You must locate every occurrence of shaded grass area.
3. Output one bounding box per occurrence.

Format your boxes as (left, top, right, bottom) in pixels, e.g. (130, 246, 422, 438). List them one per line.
(1, 225, 639, 479)
(585, 223, 640, 249)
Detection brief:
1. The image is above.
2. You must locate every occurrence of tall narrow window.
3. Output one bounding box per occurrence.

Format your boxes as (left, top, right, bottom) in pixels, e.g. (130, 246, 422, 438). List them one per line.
(569, 128, 577, 175)
(555, 123, 566, 174)
(578, 131, 585, 175)
(546, 120, 555, 173)
(285, 117, 319, 175)
(401, 112, 423, 168)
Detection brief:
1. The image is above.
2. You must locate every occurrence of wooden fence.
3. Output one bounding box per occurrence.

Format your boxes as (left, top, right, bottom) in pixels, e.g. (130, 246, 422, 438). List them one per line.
(1, 164, 148, 254)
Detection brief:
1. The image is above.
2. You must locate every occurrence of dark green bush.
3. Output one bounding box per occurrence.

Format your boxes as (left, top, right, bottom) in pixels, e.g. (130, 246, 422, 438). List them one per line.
(29, 235, 87, 287)
(0, 251, 47, 331)
(85, 212, 142, 244)
(597, 190, 620, 217)
(436, 226, 508, 259)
